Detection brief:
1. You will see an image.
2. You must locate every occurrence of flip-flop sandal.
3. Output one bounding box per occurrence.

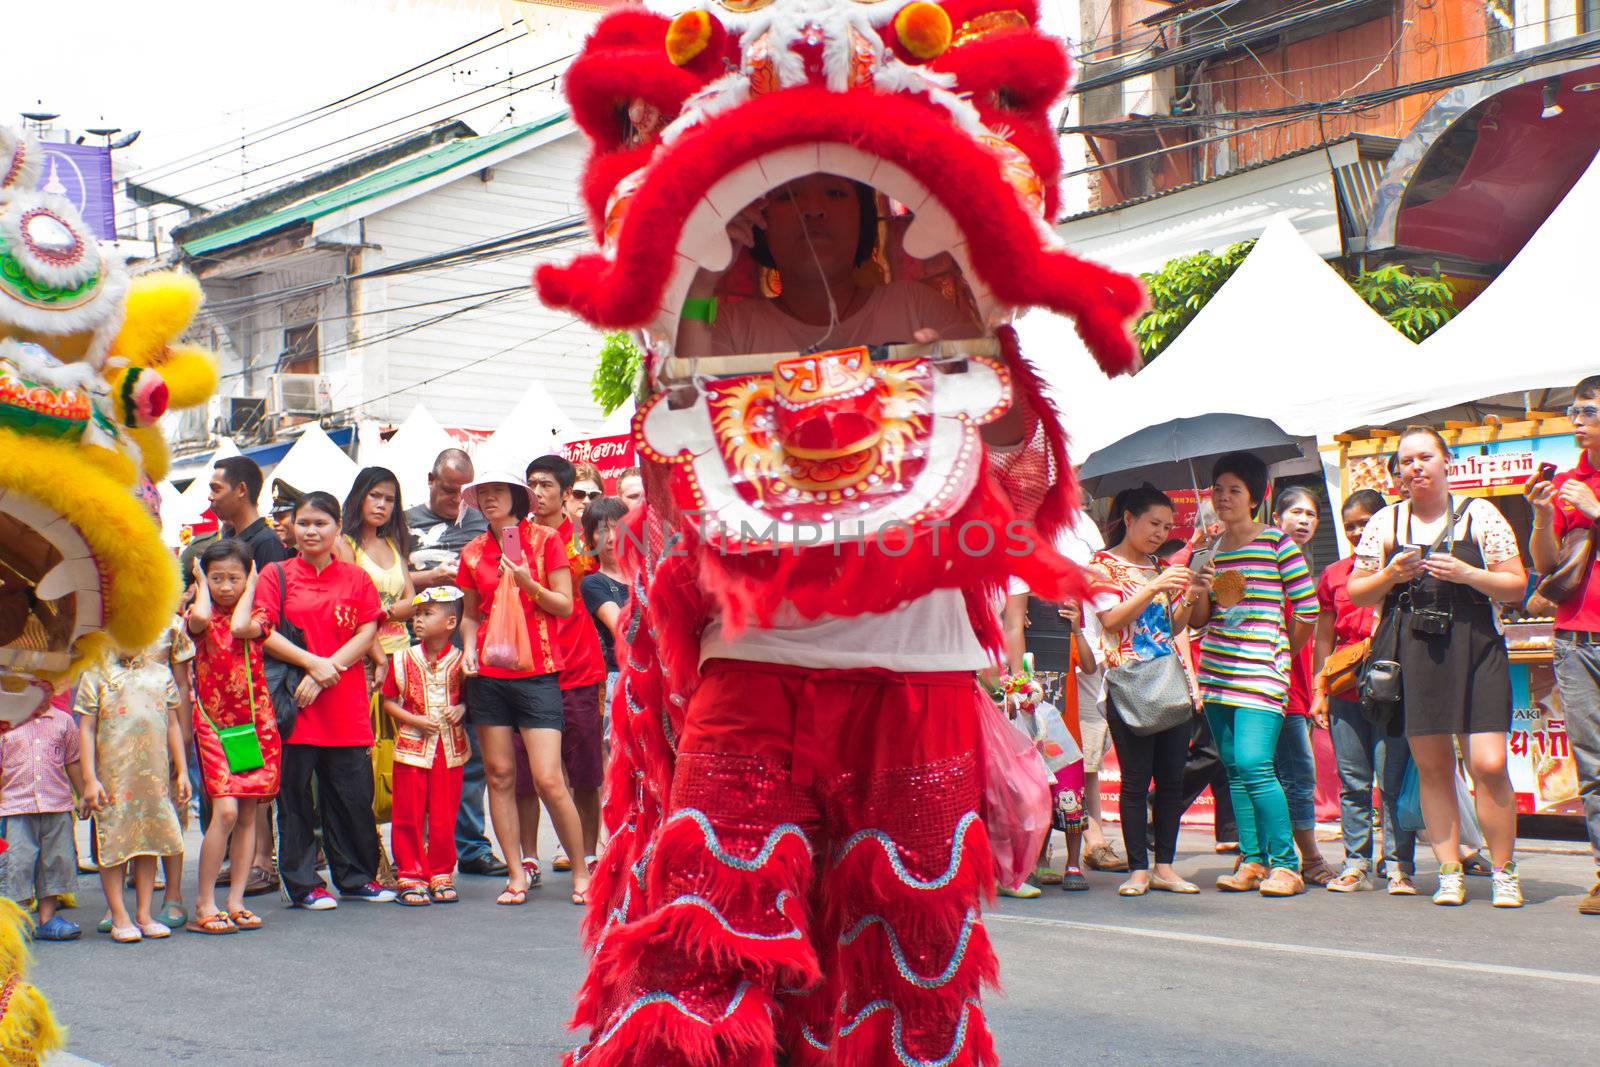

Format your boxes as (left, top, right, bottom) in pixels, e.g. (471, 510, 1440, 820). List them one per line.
(1300, 859, 1338, 888)
(110, 925, 142, 944)
(429, 882, 459, 904)
(571, 889, 588, 907)
(496, 885, 528, 906)
(396, 886, 432, 907)
(228, 909, 263, 930)
(185, 913, 238, 935)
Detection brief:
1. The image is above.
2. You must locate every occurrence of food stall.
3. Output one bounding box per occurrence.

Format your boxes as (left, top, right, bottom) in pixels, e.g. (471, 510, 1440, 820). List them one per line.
(1330, 412, 1584, 819)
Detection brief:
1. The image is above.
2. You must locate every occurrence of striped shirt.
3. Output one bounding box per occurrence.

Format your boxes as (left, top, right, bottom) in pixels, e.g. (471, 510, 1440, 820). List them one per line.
(1197, 526, 1318, 715)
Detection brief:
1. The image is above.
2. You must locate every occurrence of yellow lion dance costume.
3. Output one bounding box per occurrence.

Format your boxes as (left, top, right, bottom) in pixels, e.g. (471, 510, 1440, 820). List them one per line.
(0, 126, 217, 723)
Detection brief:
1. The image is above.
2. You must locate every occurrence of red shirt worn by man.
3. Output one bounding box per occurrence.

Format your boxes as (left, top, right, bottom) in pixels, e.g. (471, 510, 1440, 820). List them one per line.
(254, 558, 385, 746)
(456, 522, 570, 679)
(551, 517, 606, 691)
(1550, 452, 1600, 633)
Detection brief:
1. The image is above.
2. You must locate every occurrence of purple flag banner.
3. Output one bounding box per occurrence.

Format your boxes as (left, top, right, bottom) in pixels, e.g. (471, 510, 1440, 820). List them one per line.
(35, 142, 116, 241)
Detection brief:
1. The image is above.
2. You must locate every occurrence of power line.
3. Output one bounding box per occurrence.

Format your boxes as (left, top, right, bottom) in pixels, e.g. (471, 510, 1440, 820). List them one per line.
(132, 23, 526, 187)
(145, 55, 574, 229)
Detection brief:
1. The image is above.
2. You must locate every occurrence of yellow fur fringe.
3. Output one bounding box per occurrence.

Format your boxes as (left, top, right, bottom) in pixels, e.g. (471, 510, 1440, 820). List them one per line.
(0, 900, 65, 1067)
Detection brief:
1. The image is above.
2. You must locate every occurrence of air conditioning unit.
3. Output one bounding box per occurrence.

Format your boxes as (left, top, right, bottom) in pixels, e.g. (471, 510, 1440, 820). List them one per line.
(270, 374, 332, 418)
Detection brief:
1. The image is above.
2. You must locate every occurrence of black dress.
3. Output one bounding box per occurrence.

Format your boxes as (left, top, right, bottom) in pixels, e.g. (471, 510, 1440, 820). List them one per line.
(1384, 506, 1512, 738)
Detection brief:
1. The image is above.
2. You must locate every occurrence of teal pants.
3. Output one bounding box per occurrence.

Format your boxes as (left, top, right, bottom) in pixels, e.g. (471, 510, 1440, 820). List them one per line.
(1205, 703, 1298, 871)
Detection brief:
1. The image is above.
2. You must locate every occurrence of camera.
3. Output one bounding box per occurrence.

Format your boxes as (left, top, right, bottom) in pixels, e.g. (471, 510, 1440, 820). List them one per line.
(1409, 607, 1452, 637)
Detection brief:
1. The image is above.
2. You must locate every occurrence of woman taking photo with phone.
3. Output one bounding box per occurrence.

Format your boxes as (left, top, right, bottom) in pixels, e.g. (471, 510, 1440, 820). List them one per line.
(1346, 427, 1526, 907)
(454, 471, 591, 907)
(1088, 485, 1207, 896)
(1188, 453, 1319, 898)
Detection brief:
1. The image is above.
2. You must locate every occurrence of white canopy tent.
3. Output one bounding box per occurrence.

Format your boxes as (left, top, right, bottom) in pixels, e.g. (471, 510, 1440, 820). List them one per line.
(478, 380, 579, 475)
(1016, 216, 1422, 463)
(1332, 148, 1600, 431)
(257, 424, 360, 515)
(379, 404, 461, 511)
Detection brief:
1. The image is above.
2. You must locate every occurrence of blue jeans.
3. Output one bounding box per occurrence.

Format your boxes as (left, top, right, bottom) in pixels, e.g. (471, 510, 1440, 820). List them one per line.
(454, 726, 495, 865)
(1206, 704, 1298, 871)
(1328, 697, 1416, 875)
(1274, 715, 1318, 832)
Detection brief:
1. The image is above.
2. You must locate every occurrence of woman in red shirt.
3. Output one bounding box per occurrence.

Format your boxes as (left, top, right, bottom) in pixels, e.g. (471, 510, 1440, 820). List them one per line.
(247, 492, 387, 910)
(1311, 489, 1419, 895)
(455, 472, 590, 907)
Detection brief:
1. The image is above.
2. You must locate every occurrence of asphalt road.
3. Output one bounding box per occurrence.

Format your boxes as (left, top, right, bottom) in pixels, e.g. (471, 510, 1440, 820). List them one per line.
(33, 830, 1600, 1065)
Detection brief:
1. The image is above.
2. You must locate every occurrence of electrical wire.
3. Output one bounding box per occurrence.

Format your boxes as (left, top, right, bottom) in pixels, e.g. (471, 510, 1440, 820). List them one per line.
(132, 23, 527, 186)
(143, 56, 575, 231)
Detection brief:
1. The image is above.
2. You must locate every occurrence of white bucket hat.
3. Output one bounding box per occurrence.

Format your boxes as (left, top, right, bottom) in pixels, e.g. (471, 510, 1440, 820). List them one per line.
(460, 470, 530, 518)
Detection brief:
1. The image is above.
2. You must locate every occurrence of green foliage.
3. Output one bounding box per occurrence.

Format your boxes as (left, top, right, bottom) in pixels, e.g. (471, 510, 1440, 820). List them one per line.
(1133, 241, 1257, 363)
(1133, 240, 1459, 362)
(591, 331, 644, 416)
(1346, 263, 1459, 343)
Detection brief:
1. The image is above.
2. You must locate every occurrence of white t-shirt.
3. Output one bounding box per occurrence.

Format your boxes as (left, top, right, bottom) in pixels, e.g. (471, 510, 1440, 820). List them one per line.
(1353, 498, 1519, 572)
(699, 588, 989, 671)
(709, 279, 978, 356)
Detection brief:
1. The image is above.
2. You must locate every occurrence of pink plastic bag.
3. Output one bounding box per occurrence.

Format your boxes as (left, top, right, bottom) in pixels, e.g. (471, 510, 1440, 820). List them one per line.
(977, 692, 1053, 891)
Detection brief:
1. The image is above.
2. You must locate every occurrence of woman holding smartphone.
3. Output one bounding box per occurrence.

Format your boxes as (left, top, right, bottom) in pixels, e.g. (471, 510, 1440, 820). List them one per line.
(454, 471, 591, 907)
(1346, 427, 1526, 907)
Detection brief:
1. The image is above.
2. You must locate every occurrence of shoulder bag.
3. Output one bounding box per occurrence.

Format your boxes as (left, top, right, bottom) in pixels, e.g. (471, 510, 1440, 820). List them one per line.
(261, 561, 305, 740)
(1102, 556, 1194, 737)
(197, 643, 267, 775)
(1535, 521, 1596, 605)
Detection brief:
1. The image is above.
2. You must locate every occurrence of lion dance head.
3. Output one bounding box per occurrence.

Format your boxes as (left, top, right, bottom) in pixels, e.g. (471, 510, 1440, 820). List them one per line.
(0, 127, 217, 721)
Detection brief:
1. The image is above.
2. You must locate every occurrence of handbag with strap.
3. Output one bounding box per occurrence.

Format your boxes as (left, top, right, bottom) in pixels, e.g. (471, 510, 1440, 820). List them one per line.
(197, 642, 267, 775)
(1536, 525, 1596, 604)
(1319, 638, 1370, 698)
(261, 561, 304, 740)
(1105, 652, 1194, 737)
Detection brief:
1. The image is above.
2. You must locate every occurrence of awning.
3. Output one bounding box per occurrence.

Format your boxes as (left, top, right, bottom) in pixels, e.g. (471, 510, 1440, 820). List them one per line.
(1054, 137, 1390, 276)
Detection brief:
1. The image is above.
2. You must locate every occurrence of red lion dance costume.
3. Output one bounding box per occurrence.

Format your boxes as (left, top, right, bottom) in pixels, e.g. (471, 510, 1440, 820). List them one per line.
(535, 2, 1142, 1063)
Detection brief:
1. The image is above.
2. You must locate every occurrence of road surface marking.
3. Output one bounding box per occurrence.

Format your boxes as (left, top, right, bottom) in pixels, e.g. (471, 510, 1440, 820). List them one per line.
(986, 913, 1600, 987)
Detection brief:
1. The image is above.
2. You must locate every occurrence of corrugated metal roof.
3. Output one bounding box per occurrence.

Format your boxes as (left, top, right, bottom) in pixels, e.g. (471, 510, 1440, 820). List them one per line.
(1059, 135, 1393, 226)
(180, 114, 567, 257)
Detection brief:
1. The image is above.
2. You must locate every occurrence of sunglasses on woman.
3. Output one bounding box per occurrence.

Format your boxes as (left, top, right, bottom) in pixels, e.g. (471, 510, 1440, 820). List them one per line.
(570, 489, 604, 502)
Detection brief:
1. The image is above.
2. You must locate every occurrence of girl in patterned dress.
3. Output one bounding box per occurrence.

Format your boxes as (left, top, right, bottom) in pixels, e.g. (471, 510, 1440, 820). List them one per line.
(185, 539, 283, 934)
(78, 625, 193, 943)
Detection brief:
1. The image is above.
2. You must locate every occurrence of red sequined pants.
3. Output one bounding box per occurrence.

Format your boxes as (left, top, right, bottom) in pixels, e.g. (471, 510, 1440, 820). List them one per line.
(571, 659, 998, 1067)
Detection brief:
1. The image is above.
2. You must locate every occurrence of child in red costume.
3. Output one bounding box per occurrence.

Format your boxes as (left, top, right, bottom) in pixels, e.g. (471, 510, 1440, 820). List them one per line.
(382, 588, 470, 906)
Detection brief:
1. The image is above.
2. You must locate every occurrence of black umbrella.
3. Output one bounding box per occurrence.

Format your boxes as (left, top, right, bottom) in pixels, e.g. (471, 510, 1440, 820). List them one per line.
(1077, 413, 1313, 499)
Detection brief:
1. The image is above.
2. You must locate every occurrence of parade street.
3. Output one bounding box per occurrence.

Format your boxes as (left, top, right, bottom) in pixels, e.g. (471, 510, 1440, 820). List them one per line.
(35, 831, 1600, 1065)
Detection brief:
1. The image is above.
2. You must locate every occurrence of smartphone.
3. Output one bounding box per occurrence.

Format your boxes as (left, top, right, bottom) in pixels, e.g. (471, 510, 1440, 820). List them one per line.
(1189, 547, 1215, 572)
(1401, 542, 1432, 560)
(499, 525, 524, 565)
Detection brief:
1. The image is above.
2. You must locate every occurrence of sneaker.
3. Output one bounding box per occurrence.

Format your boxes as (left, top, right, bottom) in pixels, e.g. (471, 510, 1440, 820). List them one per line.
(523, 858, 543, 889)
(1579, 879, 1600, 915)
(1491, 861, 1524, 908)
(1327, 867, 1373, 893)
(293, 887, 338, 911)
(1060, 867, 1090, 892)
(1216, 861, 1267, 892)
(1258, 867, 1306, 897)
(1084, 843, 1129, 872)
(1387, 873, 1418, 896)
(342, 881, 397, 904)
(1433, 863, 1466, 906)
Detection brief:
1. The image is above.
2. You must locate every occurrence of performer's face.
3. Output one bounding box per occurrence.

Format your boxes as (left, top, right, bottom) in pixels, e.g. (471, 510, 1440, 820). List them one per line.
(761, 174, 861, 282)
